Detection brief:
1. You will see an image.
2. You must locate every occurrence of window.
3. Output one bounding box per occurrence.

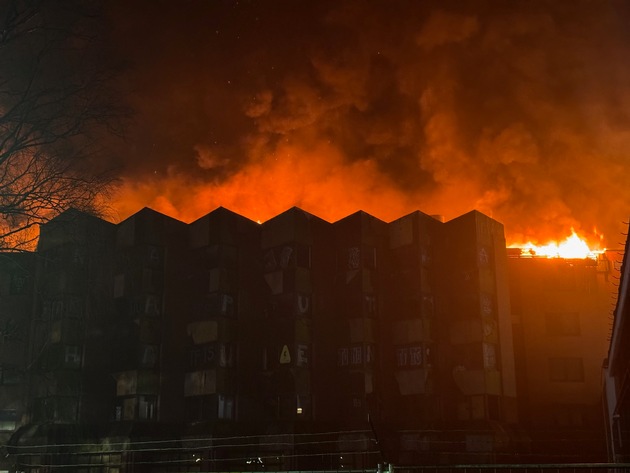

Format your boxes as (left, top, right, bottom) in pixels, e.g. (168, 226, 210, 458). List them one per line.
(296, 344, 308, 367)
(546, 312, 580, 336)
(549, 357, 584, 382)
(347, 247, 361, 270)
(204, 244, 238, 269)
(185, 395, 214, 423)
(365, 344, 376, 365)
(552, 403, 584, 426)
(66, 298, 84, 318)
(185, 370, 216, 396)
(422, 295, 434, 317)
(138, 395, 157, 420)
(480, 294, 494, 317)
(344, 246, 377, 271)
(266, 293, 311, 318)
(363, 296, 377, 317)
(144, 295, 161, 316)
(72, 247, 86, 265)
(64, 345, 82, 368)
(297, 294, 311, 316)
(0, 409, 18, 431)
(219, 343, 234, 368)
(208, 267, 236, 293)
(146, 246, 163, 268)
(52, 300, 64, 320)
(363, 246, 377, 269)
(338, 348, 349, 367)
(478, 246, 491, 266)
(190, 344, 216, 369)
(262, 348, 268, 371)
(263, 245, 311, 272)
(207, 293, 235, 317)
(139, 345, 159, 368)
(113, 275, 125, 298)
(483, 343, 497, 370)
(351, 346, 362, 365)
(218, 394, 234, 420)
(142, 269, 163, 293)
(0, 365, 22, 385)
(396, 345, 423, 368)
(0, 318, 21, 343)
(9, 273, 28, 295)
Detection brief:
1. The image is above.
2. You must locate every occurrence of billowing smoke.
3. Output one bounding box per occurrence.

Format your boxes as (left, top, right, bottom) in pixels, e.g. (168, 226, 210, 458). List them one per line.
(107, 0, 630, 247)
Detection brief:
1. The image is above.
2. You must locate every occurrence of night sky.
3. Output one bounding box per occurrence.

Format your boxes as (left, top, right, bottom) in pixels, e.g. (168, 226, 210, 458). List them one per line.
(103, 0, 630, 247)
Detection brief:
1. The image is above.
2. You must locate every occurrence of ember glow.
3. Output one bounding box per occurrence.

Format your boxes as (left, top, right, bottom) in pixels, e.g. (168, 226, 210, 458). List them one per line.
(511, 230, 606, 260)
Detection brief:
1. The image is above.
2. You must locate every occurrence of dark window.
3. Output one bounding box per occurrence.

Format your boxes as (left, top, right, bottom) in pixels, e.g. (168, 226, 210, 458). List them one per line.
(66, 297, 84, 318)
(363, 246, 377, 269)
(138, 395, 158, 420)
(266, 293, 311, 318)
(194, 293, 235, 318)
(0, 409, 17, 431)
(185, 395, 215, 423)
(218, 394, 234, 420)
(142, 269, 163, 294)
(145, 246, 164, 268)
(204, 245, 238, 269)
(546, 312, 581, 336)
(263, 245, 311, 272)
(549, 357, 584, 382)
(552, 403, 584, 426)
(396, 345, 423, 369)
(139, 345, 159, 368)
(64, 345, 82, 369)
(338, 347, 349, 367)
(363, 295, 377, 317)
(0, 365, 22, 385)
(9, 273, 28, 295)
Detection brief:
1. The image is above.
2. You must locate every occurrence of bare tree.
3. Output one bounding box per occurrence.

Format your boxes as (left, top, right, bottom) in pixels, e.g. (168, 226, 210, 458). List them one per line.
(0, 0, 126, 251)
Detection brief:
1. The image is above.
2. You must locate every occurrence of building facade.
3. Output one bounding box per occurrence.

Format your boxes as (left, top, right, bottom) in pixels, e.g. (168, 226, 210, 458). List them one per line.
(1, 206, 613, 471)
(509, 250, 614, 462)
(604, 225, 630, 462)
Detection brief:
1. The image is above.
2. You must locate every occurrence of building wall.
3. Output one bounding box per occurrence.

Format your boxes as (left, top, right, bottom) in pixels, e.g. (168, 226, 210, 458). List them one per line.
(0, 253, 34, 471)
(509, 253, 614, 462)
(8, 206, 615, 471)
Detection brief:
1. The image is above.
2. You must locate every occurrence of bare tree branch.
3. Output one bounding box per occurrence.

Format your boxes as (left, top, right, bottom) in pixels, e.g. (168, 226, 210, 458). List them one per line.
(0, 0, 128, 250)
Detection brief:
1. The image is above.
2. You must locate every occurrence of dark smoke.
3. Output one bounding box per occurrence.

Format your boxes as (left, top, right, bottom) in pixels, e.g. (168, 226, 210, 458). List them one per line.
(106, 0, 630, 247)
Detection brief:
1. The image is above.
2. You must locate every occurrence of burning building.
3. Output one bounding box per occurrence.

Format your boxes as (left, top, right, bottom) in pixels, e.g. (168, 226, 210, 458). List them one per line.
(2, 206, 615, 471)
(508, 248, 615, 462)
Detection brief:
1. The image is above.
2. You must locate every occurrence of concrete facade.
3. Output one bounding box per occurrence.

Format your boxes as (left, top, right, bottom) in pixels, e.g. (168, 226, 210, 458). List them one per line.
(0, 206, 614, 471)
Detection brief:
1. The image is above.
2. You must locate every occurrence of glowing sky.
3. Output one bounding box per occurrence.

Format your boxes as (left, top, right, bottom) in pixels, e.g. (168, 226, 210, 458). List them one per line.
(104, 0, 630, 248)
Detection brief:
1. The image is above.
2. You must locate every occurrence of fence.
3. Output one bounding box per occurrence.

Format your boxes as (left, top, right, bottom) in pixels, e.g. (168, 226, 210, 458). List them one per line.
(386, 464, 630, 473)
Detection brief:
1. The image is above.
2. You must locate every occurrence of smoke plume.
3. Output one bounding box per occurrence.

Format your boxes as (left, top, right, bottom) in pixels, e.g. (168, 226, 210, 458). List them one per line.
(107, 0, 630, 247)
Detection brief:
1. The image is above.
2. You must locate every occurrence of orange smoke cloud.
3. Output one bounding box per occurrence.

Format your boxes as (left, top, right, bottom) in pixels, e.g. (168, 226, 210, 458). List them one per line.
(114, 140, 414, 224)
(107, 1, 630, 250)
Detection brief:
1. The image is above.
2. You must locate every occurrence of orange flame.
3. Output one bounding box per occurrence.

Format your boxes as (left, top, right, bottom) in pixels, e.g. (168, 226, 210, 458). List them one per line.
(511, 229, 606, 259)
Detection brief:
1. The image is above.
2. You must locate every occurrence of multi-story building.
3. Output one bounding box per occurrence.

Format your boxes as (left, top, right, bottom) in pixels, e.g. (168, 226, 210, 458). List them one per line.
(509, 250, 614, 462)
(604, 225, 630, 462)
(253, 208, 336, 470)
(7, 209, 117, 467)
(390, 212, 517, 463)
(110, 207, 191, 469)
(183, 207, 261, 470)
(5, 205, 614, 471)
(331, 211, 389, 467)
(0, 252, 34, 472)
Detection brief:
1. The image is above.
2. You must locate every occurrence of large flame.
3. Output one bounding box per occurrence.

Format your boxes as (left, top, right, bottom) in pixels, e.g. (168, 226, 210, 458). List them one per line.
(511, 230, 606, 260)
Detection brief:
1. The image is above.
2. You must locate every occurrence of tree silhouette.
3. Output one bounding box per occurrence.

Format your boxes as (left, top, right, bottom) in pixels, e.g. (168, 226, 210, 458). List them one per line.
(0, 0, 127, 250)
